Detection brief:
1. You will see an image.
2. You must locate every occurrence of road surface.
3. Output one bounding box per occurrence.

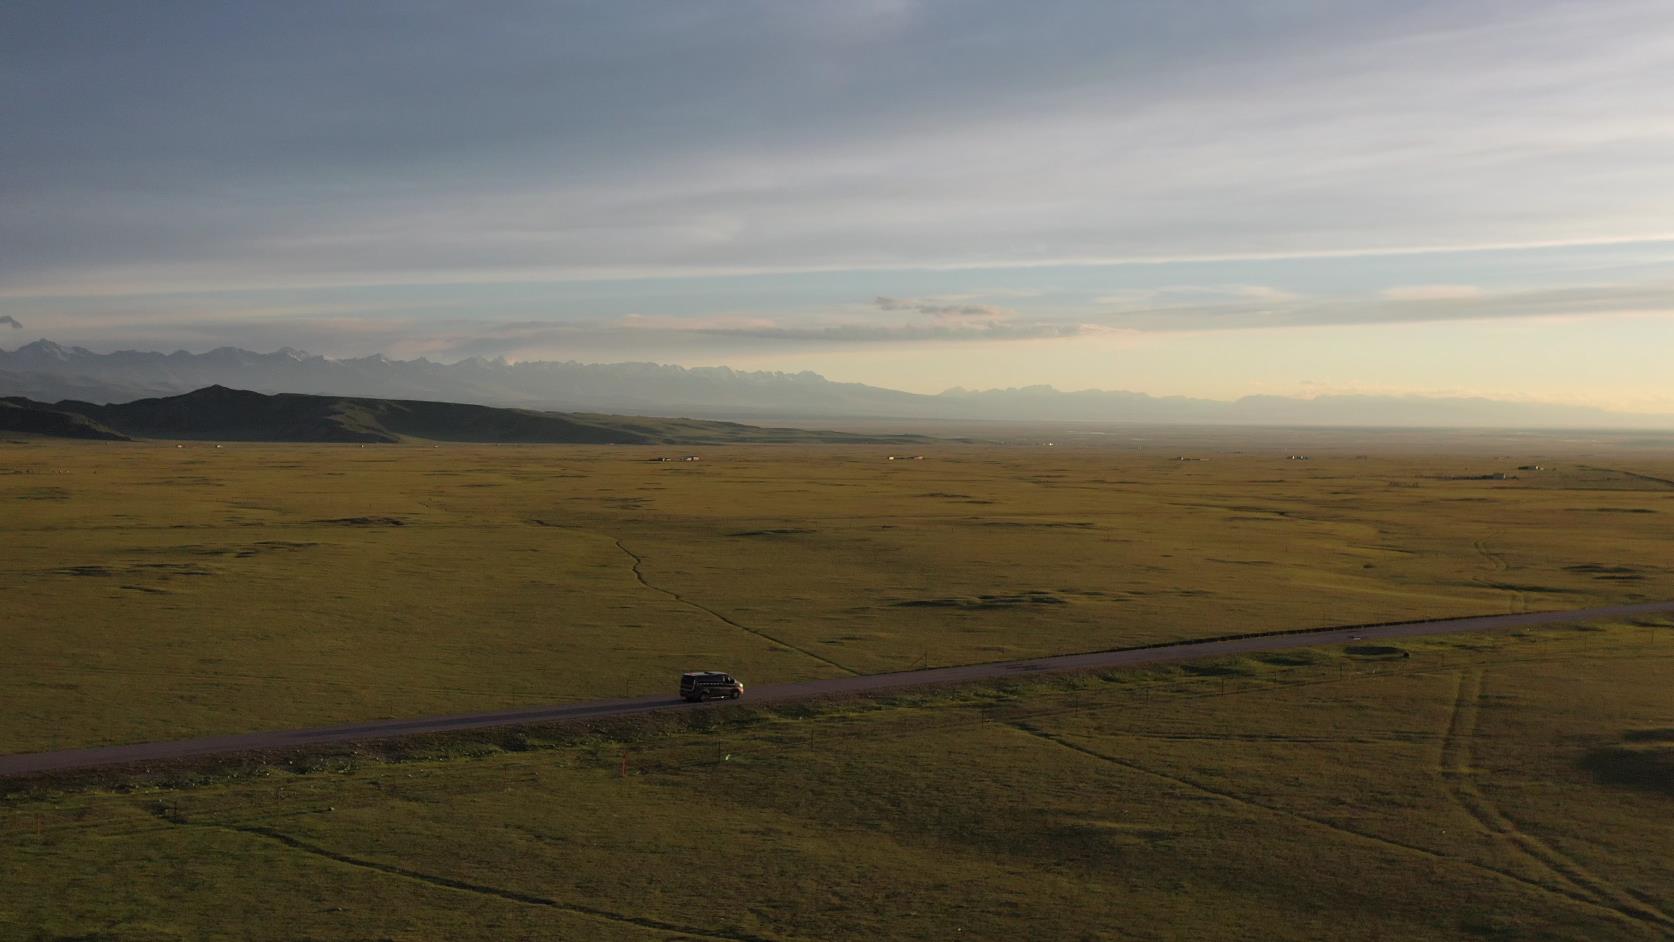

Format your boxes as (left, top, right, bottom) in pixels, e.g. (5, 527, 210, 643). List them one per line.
(4, 600, 1671, 778)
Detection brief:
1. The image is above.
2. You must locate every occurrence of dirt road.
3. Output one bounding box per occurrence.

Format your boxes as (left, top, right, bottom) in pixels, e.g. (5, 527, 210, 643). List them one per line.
(4, 600, 1671, 778)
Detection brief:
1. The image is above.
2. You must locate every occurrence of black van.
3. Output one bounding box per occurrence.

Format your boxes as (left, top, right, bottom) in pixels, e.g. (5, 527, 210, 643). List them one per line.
(680, 671, 744, 702)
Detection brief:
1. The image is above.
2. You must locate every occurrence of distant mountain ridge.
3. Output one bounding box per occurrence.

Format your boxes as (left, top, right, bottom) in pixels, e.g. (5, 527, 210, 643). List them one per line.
(2, 340, 1667, 428)
(0, 386, 932, 444)
(0, 340, 927, 419)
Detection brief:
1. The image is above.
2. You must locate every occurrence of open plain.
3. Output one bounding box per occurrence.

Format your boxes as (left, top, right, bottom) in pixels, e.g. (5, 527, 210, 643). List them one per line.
(4, 434, 1674, 754)
(4, 433, 1674, 940)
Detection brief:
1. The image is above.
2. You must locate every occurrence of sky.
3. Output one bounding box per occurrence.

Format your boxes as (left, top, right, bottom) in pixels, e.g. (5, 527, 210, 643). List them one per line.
(4, 1, 1674, 410)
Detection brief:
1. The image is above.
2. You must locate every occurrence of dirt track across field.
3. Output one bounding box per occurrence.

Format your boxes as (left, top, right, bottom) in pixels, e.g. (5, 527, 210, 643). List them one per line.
(5, 600, 1671, 779)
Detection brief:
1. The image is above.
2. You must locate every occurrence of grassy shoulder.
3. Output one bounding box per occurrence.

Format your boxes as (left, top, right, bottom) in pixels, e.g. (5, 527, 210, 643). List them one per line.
(5, 623, 1671, 941)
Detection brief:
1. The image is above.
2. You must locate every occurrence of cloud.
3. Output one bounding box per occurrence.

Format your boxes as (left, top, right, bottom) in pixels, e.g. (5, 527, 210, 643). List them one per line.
(1094, 285, 1299, 306)
(393, 311, 1103, 362)
(1380, 284, 1484, 301)
(601, 298, 1084, 344)
(0, 316, 20, 329)
(1099, 282, 1674, 332)
(6, 2, 1674, 302)
(620, 313, 782, 332)
(872, 296, 1012, 323)
(684, 321, 1095, 343)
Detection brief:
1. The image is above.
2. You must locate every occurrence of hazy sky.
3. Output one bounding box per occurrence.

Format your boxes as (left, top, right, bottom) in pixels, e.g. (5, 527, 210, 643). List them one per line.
(5, 1, 1674, 409)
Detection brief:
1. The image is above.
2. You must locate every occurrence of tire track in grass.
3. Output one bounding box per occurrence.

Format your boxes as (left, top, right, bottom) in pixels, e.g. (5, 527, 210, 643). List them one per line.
(164, 812, 785, 942)
(1438, 670, 1586, 895)
(1005, 722, 1664, 934)
(611, 538, 859, 676)
(1579, 466, 1674, 490)
(1472, 539, 1526, 614)
(1439, 671, 1674, 931)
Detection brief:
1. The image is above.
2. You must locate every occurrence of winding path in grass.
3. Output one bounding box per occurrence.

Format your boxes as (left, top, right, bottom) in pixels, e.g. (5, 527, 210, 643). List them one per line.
(4, 600, 1673, 778)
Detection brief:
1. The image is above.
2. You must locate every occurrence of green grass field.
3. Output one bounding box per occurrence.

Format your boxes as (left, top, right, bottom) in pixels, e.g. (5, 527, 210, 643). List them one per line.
(4, 435, 1672, 940)
(5, 624, 1670, 941)
(3, 439, 1673, 753)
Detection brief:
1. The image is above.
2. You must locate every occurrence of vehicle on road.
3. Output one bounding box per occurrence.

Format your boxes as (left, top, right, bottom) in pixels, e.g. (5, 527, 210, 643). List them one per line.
(681, 671, 744, 702)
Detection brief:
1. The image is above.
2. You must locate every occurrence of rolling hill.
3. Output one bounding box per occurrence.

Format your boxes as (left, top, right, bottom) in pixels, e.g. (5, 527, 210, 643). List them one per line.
(0, 386, 932, 445)
(0, 397, 129, 441)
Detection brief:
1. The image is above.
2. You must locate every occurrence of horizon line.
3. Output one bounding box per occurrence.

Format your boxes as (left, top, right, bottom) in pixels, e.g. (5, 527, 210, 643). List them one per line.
(6, 336, 1674, 419)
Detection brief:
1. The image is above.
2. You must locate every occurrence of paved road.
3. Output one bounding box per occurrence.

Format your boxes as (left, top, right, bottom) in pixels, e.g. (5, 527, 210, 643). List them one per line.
(5, 600, 1672, 779)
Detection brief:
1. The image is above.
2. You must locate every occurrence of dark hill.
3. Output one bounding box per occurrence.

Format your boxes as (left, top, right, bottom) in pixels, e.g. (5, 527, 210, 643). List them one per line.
(0, 397, 130, 440)
(5, 386, 931, 445)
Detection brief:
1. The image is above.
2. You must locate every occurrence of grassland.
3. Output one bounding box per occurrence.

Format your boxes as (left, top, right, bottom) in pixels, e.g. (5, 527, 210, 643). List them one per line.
(4, 437, 1674, 754)
(4, 623, 1671, 941)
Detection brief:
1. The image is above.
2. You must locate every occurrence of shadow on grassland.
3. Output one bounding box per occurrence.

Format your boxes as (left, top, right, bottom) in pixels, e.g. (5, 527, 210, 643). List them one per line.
(1579, 729, 1674, 796)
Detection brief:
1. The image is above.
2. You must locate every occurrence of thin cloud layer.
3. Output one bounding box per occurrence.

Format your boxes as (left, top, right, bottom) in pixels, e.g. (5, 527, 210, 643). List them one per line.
(4, 1, 1674, 297)
(3, 1, 1673, 410)
(873, 296, 1012, 323)
(685, 322, 1091, 343)
(370, 279, 1674, 362)
(1099, 283, 1674, 332)
(394, 316, 1100, 362)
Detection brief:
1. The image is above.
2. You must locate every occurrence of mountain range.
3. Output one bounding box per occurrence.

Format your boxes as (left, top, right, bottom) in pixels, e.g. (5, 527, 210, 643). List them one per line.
(2, 340, 1667, 429)
(0, 386, 931, 444)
